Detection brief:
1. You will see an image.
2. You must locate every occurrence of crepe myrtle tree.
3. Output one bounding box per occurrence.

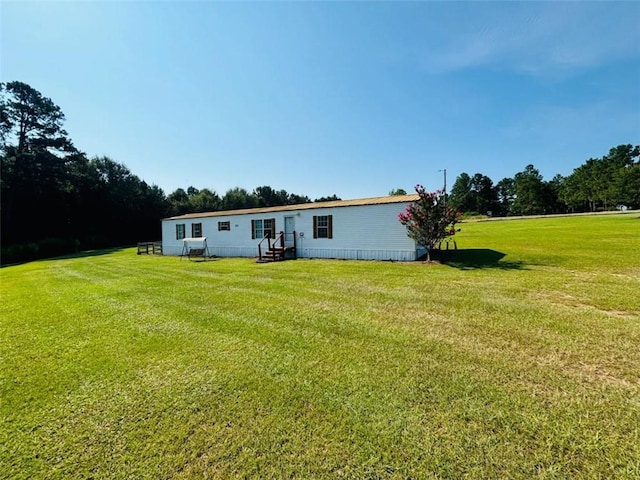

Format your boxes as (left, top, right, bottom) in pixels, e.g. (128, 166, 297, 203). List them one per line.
(398, 184, 461, 262)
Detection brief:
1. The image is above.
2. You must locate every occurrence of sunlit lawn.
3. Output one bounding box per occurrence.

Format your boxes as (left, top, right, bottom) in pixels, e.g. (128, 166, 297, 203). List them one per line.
(1, 213, 639, 478)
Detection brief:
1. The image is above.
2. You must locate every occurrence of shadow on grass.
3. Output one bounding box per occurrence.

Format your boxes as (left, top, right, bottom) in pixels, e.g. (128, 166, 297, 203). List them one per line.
(182, 256, 220, 263)
(54, 247, 130, 261)
(1, 247, 130, 268)
(433, 249, 527, 270)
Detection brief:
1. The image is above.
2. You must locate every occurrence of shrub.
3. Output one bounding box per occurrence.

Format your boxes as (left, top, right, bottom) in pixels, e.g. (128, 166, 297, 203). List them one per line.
(398, 185, 461, 261)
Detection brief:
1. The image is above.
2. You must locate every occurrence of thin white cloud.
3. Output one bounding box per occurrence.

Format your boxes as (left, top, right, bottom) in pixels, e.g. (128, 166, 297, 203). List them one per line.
(421, 3, 640, 76)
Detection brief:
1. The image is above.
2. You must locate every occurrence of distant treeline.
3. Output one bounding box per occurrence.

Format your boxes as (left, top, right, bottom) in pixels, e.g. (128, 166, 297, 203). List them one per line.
(166, 186, 340, 218)
(447, 145, 639, 217)
(1, 81, 638, 263)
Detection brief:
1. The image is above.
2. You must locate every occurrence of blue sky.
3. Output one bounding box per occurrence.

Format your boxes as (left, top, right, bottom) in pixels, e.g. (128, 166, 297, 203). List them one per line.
(2, 1, 639, 200)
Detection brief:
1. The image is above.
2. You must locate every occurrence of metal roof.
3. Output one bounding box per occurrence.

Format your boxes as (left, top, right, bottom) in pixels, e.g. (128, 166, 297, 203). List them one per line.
(163, 194, 419, 221)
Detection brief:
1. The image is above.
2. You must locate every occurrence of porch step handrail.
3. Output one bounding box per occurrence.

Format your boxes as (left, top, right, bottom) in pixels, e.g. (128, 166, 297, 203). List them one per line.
(258, 231, 287, 261)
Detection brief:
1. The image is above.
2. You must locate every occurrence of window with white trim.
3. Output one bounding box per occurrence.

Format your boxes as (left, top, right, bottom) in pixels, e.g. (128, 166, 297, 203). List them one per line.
(218, 221, 230, 231)
(251, 218, 275, 239)
(192, 223, 202, 238)
(313, 215, 333, 239)
(176, 224, 186, 240)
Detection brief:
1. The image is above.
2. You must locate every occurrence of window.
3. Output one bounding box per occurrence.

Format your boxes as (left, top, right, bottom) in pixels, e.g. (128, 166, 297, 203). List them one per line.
(192, 223, 202, 238)
(313, 215, 333, 239)
(176, 224, 186, 240)
(218, 221, 230, 231)
(251, 218, 276, 239)
(263, 219, 274, 238)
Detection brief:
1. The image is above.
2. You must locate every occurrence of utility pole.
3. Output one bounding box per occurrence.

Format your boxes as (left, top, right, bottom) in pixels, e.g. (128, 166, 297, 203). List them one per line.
(438, 168, 447, 205)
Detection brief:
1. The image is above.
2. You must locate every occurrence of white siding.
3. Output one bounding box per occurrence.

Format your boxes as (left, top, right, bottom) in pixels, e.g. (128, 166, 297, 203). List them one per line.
(295, 203, 416, 260)
(162, 201, 418, 261)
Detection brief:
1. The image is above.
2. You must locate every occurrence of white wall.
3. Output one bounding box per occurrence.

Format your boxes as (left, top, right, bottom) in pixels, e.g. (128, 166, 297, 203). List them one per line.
(162, 201, 418, 261)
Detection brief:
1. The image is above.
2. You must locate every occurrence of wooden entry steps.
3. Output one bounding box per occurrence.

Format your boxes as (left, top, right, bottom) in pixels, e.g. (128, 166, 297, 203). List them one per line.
(257, 231, 297, 262)
(257, 246, 297, 263)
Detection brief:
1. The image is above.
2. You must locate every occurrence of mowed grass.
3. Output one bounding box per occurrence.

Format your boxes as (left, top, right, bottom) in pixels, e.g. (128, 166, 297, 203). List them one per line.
(1, 214, 639, 479)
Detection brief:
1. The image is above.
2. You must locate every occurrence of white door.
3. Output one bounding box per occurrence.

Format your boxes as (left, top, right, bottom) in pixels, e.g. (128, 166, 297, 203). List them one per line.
(284, 216, 295, 247)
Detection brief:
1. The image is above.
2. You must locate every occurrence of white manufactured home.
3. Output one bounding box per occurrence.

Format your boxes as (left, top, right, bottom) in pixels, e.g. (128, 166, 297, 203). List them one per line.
(161, 194, 425, 261)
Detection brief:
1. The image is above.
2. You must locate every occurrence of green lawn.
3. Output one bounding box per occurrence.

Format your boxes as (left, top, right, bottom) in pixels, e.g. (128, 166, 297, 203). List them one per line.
(1, 213, 639, 479)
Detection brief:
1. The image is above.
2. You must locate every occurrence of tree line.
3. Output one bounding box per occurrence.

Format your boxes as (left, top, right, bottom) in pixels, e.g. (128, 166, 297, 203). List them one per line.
(447, 145, 640, 217)
(166, 186, 341, 217)
(0, 81, 341, 263)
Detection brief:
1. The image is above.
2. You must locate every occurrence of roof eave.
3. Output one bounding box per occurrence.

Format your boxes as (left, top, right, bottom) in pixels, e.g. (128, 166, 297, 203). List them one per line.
(161, 194, 419, 221)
